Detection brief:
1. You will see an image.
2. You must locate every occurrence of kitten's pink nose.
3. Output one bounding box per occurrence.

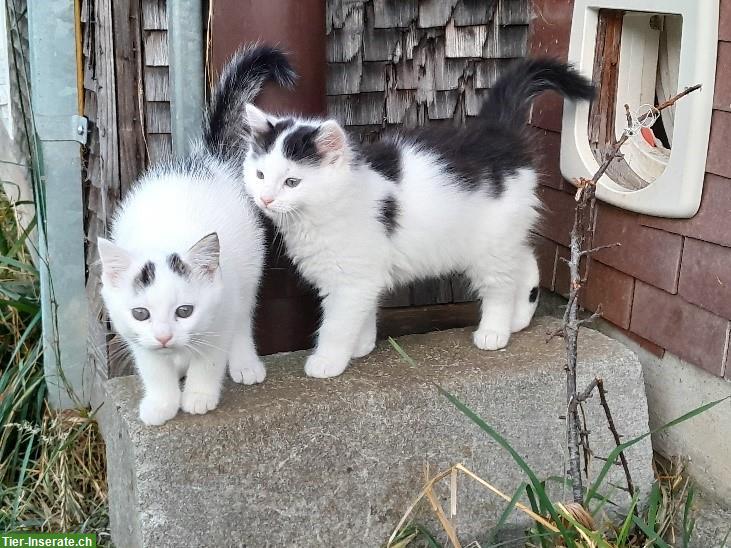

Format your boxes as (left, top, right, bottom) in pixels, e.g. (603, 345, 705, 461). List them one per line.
(156, 334, 172, 347)
(261, 196, 274, 207)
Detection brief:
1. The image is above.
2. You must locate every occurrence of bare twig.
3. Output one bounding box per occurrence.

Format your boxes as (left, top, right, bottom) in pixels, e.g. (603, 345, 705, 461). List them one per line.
(561, 83, 702, 505)
(597, 378, 636, 497)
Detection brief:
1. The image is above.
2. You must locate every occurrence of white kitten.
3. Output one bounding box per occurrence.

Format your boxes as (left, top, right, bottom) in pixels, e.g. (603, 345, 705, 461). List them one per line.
(98, 46, 295, 425)
(241, 59, 594, 378)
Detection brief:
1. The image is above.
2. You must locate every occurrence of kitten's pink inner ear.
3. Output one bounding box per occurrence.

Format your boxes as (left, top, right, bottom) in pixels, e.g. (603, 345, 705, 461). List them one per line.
(315, 121, 347, 157)
(187, 232, 220, 277)
(97, 237, 131, 285)
(245, 103, 272, 136)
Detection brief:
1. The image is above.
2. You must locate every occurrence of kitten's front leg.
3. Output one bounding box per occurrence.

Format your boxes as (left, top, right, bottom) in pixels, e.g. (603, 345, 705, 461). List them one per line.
(306, 288, 378, 378)
(473, 281, 516, 351)
(135, 350, 181, 426)
(228, 307, 266, 385)
(352, 307, 378, 358)
(182, 347, 227, 415)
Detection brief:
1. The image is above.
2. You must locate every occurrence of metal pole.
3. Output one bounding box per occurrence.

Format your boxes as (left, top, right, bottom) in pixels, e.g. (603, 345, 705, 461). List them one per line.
(28, 0, 89, 407)
(168, 0, 205, 156)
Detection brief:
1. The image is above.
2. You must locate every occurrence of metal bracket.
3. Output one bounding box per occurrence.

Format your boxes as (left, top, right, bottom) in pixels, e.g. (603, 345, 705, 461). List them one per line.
(71, 115, 88, 145)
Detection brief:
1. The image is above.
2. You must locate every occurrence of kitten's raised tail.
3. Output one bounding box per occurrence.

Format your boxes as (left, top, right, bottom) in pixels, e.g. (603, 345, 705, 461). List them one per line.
(204, 44, 296, 159)
(478, 58, 595, 128)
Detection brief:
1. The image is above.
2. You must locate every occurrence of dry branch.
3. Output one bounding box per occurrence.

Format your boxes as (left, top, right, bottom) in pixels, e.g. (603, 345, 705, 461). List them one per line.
(562, 84, 702, 504)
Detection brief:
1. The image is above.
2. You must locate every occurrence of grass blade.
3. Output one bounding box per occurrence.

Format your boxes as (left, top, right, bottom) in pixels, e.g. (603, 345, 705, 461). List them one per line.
(437, 386, 573, 547)
(631, 514, 671, 548)
(587, 397, 728, 507)
(682, 484, 696, 548)
(489, 482, 527, 544)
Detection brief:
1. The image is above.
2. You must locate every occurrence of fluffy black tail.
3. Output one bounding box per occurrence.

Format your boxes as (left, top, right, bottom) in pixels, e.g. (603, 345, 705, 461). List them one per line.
(478, 58, 594, 128)
(203, 44, 296, 160)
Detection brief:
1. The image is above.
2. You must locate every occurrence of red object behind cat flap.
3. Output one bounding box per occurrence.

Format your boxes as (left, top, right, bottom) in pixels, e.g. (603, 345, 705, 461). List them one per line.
(210, 0, 326, 354)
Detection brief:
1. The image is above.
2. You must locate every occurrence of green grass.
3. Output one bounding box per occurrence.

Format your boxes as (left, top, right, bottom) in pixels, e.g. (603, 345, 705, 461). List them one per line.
(386, 338, 728, 548)
(0, 194, 109, 539)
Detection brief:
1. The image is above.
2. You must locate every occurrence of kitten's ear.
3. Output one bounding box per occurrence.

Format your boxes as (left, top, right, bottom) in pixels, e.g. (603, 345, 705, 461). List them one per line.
(315, 120, 348, 161)
(187, 232, 220, 278)
(98, 238, 131, 286)
(245, 103, 272, 137)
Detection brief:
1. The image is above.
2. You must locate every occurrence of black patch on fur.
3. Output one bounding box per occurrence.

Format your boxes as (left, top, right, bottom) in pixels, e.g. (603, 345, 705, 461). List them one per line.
(373, 58, 594, 197)
(360, 141, 402, 182)
(401, 123, 533, 197)
(281, 125, 322, 164)
(529, 287, 539, 303)
(377, 197, 400, 235)
(134, 262, 156, 291)
(252, 118, 294, 155)
(167, 253, 190, 278)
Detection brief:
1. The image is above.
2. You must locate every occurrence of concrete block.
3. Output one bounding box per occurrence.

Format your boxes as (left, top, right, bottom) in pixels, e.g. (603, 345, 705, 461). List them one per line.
(99, 316, 654, 547)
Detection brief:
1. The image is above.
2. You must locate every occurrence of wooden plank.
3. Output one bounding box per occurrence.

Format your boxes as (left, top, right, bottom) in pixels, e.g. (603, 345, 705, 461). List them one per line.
(445, 20, 488, 58)
(378, 302, 481, 340)
(94, 0, 120, 202)
(417, 0, 459, 28)
(326, 2, 364, 62)
(496, 0, 530, 26)
(453, 0, 496, 26)
(113, 0, 148, 195)
(142, 0, 167, 30)
(143, 29, 169, 66)
(410, 278, 454, 305)
(144, 65, 170, 101)
(483, 24, 528, 58)
(373, 0, 417, 29)
(145, 101, 171, 133)
(147, 132, 172, 163)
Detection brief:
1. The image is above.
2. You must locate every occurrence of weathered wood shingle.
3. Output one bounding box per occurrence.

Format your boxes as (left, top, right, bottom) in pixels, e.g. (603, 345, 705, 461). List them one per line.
(328, 0, 529, 132)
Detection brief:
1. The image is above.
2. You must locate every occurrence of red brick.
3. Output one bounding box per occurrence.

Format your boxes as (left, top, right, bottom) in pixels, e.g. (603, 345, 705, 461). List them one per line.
(532, 233, 558, 291)
(721, 0, 731, 42)
(583, 260, 635, 329)
(714, 42, 731, 113)
(530, 127, 564, 190)
(529, 0, 575, 61)
(592, 203, 683, 293)
(530, 92, 566, 133)
(630, 282, 728, 376)
(536, 185, 576, 247)
(706, 110, 731, 179)
(640, 174, 731, 248)
(678, 238, 731, 320)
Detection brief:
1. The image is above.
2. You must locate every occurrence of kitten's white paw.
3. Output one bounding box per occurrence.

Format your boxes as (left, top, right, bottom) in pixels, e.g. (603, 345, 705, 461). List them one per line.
(181, 390, 220, 415)
(305, 354, 349, 379)
(352, 338, 376, 359)
(473, 328, 510, 351)
(229, 357, 266, 385)
(139, 396, 179, 426)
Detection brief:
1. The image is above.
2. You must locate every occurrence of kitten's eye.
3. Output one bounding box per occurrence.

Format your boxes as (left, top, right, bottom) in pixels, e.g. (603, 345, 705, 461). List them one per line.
(256, 170, 264, 180)
(131, 307, 150, 321)
(284, 177, 301, 188)
(175, 305, 194, 319)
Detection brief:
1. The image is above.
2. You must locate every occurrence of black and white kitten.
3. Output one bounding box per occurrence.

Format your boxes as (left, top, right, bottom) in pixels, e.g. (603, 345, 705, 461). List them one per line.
(242, 59, 594, 379)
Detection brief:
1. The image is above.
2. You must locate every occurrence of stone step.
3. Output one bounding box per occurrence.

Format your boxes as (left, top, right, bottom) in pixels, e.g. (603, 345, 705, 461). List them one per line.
(99, 315, 653, 547)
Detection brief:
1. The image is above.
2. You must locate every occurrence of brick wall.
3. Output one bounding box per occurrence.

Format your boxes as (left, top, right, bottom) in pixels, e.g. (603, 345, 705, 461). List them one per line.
(530, 0, 731, 380)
